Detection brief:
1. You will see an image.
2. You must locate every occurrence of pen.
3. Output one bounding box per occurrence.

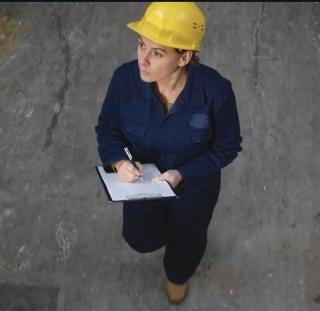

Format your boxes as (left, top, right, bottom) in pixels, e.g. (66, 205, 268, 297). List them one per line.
(124, 147, 141, 172)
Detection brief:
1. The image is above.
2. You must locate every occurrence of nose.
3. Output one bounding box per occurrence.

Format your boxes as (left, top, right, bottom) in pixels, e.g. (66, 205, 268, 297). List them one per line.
(140, 50, 150, 66)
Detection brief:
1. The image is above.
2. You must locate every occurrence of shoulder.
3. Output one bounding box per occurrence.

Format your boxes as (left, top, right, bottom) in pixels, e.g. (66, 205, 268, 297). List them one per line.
(194, 63, 231, 89)
(112, 59, 139, 81)
(193, 63, 234, 103)
(191, 62, 234, 103)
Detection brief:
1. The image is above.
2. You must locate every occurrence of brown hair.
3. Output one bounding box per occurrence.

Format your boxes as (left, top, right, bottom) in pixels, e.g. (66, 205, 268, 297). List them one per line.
(175, 49, 200, 65)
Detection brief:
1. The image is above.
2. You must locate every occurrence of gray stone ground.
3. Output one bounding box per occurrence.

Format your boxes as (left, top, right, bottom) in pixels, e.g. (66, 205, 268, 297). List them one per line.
(0, 2, 319, 311)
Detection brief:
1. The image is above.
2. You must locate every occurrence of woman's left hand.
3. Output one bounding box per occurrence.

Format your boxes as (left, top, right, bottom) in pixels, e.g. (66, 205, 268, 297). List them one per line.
(152, 169, 182, 188)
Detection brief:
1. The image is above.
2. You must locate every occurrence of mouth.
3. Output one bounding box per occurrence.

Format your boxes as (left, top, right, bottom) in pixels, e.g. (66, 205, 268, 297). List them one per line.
(139, 66, 150, 75)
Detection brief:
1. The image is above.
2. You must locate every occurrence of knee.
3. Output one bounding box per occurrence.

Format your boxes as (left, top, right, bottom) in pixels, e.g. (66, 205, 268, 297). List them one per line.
(122, 231, 164, 254)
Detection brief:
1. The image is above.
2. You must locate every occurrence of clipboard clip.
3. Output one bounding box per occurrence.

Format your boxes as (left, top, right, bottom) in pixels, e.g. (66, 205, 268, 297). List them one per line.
(126, 193, 162, 200)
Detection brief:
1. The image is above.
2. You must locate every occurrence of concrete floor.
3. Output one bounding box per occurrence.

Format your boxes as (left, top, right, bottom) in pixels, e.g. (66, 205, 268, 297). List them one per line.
(0, 2, 319, 311)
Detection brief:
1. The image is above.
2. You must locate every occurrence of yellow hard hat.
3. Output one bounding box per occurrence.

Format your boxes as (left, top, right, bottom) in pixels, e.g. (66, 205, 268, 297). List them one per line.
(127, 2, 206, 51)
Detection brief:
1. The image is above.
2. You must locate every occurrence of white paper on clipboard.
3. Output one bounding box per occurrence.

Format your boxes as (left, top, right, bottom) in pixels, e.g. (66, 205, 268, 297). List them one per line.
(96, 163, 177, 202)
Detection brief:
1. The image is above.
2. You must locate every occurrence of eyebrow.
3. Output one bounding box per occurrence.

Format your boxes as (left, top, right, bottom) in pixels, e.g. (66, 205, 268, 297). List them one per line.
(138, 37, 167, 53)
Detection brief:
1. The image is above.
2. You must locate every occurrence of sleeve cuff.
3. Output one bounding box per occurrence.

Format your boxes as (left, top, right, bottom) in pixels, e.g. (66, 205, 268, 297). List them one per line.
(103, 164, 116, 173)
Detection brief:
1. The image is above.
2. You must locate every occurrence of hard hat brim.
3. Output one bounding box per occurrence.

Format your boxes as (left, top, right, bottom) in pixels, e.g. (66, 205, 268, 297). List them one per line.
(127, 21, 200, 51)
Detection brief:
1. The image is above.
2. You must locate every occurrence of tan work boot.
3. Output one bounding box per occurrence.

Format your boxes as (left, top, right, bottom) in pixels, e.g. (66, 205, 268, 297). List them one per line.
(166, 280, 188, 304)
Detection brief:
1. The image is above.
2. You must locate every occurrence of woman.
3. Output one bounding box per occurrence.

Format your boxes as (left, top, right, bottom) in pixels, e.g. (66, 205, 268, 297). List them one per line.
(95, 2, 242, 304)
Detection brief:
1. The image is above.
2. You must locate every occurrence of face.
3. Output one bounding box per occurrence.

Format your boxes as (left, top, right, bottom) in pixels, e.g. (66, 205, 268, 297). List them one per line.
(137, 36, 189, 83)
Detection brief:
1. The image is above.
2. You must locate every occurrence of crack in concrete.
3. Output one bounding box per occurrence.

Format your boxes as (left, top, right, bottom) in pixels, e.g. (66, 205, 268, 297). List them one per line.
(43, 12, 70, 150)
(252, 2, 265, 89)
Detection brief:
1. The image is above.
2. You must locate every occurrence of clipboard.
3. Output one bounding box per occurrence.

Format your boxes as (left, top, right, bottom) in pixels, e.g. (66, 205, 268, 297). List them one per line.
(95, 163, 178, 202)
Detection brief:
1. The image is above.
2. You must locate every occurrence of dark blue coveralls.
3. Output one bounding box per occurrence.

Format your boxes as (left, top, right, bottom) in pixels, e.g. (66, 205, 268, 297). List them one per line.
(95, 60, 242, 284)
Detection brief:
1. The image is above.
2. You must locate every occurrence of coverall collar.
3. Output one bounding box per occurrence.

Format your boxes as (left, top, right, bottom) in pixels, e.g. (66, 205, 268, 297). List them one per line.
(139, 62, 196, 114)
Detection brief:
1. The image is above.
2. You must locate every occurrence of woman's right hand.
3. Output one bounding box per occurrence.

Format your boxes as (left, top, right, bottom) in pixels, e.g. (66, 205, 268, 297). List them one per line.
(113, 160, 143, 182)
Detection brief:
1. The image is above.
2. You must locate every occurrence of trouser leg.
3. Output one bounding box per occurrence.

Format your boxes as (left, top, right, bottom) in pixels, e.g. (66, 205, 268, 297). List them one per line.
(163, 178, 220, 284)
(122, 200, 168, 253)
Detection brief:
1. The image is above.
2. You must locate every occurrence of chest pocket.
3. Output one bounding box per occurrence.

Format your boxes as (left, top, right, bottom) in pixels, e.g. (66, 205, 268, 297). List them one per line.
(187, 113, 211, 144)
(189, 113, 210, 129)
(187, 126, 211, 144)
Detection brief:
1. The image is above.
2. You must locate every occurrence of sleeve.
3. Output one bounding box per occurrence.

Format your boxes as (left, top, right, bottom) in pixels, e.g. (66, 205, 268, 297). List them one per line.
(177, 80, 242, 179)
(95, 68, 128, 171)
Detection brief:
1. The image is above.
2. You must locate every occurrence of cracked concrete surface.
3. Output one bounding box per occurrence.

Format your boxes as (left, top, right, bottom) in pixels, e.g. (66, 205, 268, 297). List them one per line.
(252, 2, 265, 89)
(43, 11, 71, 150)
(0, 2, 319, 311)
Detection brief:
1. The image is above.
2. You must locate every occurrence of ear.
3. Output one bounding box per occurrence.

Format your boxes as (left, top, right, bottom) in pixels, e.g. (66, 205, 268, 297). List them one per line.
(178, 51, 193, 67)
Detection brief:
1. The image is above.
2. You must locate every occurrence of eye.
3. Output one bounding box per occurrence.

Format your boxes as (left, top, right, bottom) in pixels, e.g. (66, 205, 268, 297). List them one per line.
(153, 51, 163, 58)
(138, 41, 145, 49)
